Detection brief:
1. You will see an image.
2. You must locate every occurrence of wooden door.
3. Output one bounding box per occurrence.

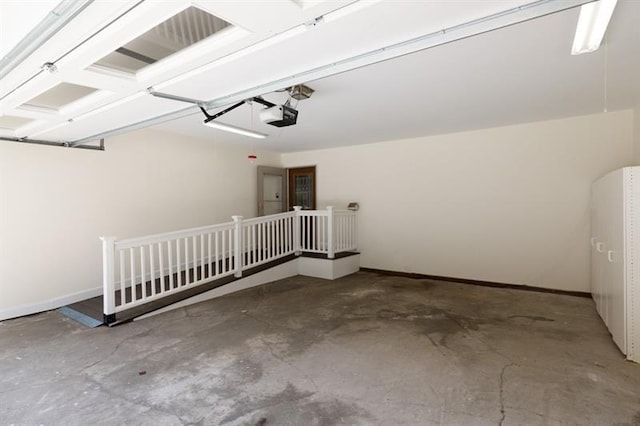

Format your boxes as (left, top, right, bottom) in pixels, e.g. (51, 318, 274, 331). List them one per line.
(288, 166, 316, 210)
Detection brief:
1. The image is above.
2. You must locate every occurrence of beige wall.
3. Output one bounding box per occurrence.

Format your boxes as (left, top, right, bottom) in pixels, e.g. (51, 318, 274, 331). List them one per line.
(0, 129, 279, 319)
(282, 111, 635, 292)
(1, 110, 635, 318)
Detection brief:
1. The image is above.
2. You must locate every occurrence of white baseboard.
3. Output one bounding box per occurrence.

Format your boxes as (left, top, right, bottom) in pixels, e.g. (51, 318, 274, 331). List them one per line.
(0, 286, 103, 322)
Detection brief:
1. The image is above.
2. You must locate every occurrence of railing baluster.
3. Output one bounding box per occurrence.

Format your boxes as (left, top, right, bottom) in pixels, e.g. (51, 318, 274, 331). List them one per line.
(233, 216, 243, 278)
(274, 220, 278, 257)
(215, 231, 220, 276)
(258, 223, 262, 261)
(293, 207, 302, 254)
(200, 234, 205, 281)
(308, 216, 313, 250)
(176, 238, 182, 287)
(149, 244, 156, 296)
(314, 216, 318, 251)
(291, 216, 294, 252)
(267, 222, 272, 259)
(278, 219, 283, 255)
(168, 240, 174, 289)
(251, 225, 256, 265)
(222, 229, 227, 273)
(207, 233, 212, 279)
(302, 215, 307, 251)
(284, 217, 289, 252)
(264, 222, 268, 259)
(140, 246, 146, 299)
(119, 250, 125, 307)
(184, 237, 190, 285)
(130, 248, 136, 301)
(227, 230, 236, 271)
(158, 242, 165, 293)
(243, 226, 248, 265)
(192, 235, 197, 282)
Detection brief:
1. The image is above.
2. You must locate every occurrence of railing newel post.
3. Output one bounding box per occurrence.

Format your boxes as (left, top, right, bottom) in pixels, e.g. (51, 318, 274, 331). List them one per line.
(232, 216, 243, 278)
(101, 236, 117, 325)
(293, 206, 302, 255)
(327, 206, 335, 259)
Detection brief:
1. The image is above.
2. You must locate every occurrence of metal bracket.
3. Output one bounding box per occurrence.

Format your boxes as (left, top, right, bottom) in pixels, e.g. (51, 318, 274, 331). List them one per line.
(198, 96, 275, 123)
(0, 136, 104, 151)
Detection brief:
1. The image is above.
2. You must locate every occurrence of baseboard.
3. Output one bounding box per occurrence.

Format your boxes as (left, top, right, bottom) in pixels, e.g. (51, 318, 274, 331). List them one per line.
(360, 268, 591, 298)
(0, 286, 103, 321)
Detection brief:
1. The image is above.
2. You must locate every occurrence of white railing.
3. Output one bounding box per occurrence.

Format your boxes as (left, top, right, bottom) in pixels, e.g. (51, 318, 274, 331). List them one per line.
(101, 206, 357, 320)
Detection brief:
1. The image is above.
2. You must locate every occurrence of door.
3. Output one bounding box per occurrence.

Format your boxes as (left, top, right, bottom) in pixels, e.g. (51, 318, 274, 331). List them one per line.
(288, 166, 316, 210)
(257, 166, 287, 216)
(604, 169, 625, 352)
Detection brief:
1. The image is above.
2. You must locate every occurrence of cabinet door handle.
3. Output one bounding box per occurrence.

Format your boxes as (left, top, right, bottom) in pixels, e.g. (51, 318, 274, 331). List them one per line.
(596, 242, 605, 252)
(591, 237, 596, 246)
(607, 250, 615, 262)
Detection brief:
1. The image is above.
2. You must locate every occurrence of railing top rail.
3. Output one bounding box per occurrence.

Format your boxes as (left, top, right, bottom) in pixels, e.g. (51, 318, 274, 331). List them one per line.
(109, 208, 355, 249)
(298, 210, 328, 217)
(242, 211, 295, 226)
(298, 209, 354, 215)
(115, 221, 235, 249)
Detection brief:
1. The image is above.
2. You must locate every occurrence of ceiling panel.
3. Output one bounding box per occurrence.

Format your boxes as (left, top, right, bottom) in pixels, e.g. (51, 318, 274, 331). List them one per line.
(1, 0, 638, 151)
(152, 2, 639, 152)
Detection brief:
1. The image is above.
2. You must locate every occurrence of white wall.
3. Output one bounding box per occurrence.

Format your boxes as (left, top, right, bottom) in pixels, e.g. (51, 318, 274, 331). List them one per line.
(0, 128, 279, 319)
(282, 111, 635, 292)
(1, 111, 635, 318)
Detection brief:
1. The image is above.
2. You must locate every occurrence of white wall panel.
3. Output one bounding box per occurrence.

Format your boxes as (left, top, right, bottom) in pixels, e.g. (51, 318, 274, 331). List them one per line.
(282, 111, 635, 292)
(0, 129, 279, 318)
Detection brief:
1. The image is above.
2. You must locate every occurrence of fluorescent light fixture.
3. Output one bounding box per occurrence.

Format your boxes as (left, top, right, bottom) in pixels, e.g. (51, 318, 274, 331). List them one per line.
(572, 0, 618, 55)
(203, 120, 266, 139)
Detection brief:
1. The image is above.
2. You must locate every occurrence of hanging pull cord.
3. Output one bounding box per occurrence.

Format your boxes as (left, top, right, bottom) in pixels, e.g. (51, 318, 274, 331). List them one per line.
(603, 37, 609, 113)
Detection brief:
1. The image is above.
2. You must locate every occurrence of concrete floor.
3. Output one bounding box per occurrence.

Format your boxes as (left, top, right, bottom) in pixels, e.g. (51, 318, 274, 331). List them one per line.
(1, 271, 639, 426)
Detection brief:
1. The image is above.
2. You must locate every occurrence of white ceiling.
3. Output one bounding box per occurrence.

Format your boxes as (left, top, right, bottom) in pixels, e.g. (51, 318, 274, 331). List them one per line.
(1, 0, 638, 153)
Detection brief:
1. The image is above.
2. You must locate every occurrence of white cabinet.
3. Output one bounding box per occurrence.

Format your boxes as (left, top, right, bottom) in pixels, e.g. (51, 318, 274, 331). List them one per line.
(591, 166, 639, 362)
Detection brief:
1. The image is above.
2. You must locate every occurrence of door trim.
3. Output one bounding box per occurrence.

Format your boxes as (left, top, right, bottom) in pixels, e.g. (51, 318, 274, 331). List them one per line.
(257, 166, 287, 216)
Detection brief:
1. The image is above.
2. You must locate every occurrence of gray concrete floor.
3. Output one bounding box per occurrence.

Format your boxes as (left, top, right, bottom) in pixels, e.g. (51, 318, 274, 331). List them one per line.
(1, 271, 639, 426)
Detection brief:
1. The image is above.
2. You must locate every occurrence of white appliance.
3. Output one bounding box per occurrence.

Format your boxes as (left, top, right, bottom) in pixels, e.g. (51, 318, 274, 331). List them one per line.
(591, 166, 639, 362)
